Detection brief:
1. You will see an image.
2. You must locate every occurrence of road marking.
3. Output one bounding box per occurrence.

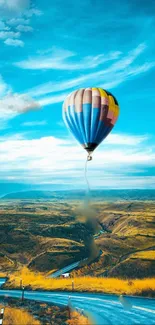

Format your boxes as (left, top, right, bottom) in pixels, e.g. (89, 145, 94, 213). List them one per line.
(133, 306, 155, 314)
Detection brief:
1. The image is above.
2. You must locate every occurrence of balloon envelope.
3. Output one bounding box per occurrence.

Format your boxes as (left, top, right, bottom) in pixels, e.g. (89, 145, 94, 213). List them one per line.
(63, 87, 119, 153)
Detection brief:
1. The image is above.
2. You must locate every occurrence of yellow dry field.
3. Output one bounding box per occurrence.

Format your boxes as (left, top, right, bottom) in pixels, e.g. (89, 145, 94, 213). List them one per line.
(6, 267, 155, 297)
(0, 305, 40, 325)
(0, 272, 6, 277)
(130, 251, 155, 260)
(67, 311, 92, 325)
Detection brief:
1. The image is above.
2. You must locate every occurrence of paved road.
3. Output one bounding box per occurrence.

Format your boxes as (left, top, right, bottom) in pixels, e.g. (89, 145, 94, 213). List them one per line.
(0, 289, 155, 324)
(50, 243, 102, 278)
(50, 261, 81, 278)
(0, 279, 6, 287)
(50, 223, 104, 279)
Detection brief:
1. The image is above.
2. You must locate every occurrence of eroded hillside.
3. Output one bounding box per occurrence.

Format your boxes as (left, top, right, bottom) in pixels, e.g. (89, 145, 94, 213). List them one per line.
(0, 200, 92, 273)
(73, 201, 155, 278)
(0, 199, 155, 278)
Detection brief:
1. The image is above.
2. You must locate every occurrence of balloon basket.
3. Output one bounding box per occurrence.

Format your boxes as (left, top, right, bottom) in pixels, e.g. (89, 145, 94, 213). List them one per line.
(87, 153, 92, 161)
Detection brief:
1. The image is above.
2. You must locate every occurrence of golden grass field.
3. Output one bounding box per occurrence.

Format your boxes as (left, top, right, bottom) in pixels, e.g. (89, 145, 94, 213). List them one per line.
(0, 199, 155, 294)
(0, 305, 40, 325)
(130, 251, 155, 260)
(0, 272, 6, 277)
(5, 267, 155, 297)
(67, 311, 92, 325)
(0, 303, 91, 325)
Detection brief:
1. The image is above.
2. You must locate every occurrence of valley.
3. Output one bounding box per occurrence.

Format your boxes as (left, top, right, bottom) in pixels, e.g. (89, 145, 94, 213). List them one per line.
(0, 198, 154, 279)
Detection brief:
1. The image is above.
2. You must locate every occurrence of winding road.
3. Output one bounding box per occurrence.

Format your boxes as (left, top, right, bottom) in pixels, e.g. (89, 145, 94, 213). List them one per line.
(0, 288, 155, 324)
(0, 225, 155, 325)
(50, 260, 81, 278)
(50, 227, 104, 278)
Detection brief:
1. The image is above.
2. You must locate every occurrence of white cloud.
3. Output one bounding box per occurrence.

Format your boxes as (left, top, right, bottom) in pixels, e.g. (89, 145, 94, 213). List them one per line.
(4, 38, 24, 47)
(7, 18, 30, 26)
(107, 43, 146, 72)
(27, 61, 155, 102)
(23, 43, 155, 107)
(0, 133, 26, 141)
(0, 93, 40, 120)
(88, 176, 155, 189)
(0, 1, 42, 47)
(38, 92, 68, 106)
(0, 74, 40, 124)
(104, 134, 148, 146)
(27, 78, 88, 98)
(0, 133, 154, 188)
(14, 47, 121, 70)
(0, 30, 20, 39)
(126, 62, 155, 76)
(31, 61, 155, 107)
(22, 120, 47, 127)
(93, 148, 155, 166)
(16, 24, 33, 32)
(0, 0, 30, 17)
(25, 8, 43, 17)
(14, 43, 146, 72)
(0, 0, 43, 18)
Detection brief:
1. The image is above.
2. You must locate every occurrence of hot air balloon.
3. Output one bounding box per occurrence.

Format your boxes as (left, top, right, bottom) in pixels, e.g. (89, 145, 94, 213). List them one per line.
(63, 87, 119, 160)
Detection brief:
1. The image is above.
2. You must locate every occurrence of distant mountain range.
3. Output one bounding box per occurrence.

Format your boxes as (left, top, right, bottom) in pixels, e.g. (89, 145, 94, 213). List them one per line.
(0, 182, 71, 197)
(1, 189, 155, 200)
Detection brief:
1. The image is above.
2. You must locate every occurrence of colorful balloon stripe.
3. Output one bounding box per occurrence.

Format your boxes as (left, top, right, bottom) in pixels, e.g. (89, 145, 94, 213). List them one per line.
(63, 87, 119, 153)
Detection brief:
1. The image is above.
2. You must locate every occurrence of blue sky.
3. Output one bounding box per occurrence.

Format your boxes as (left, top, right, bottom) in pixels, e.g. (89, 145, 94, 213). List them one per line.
(0, 0, 155, 192)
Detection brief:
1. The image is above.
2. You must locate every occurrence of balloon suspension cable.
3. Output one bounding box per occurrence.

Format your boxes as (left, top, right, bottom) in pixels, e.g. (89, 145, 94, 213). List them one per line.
(84, 153, 92, 204)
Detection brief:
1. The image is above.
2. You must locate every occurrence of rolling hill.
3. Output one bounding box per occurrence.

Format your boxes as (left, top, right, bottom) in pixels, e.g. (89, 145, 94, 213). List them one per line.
(2, 189, 155, 200)
(0, 197, 154, 279)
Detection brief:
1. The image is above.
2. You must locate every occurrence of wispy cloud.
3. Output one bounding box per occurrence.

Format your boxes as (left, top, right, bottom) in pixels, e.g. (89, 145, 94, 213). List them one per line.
(25, 8, 43, 17)
(24, 43, 155, 107)
(27, 77, 88, 98)
(16, 25, 33, 32)
(0, 29, 24, 47)
(0, 0, 30, 17)
(108, 43, 146, 71)
(1, 42, 153, 120)
(22, 120, 47, 127)
(38, 92, 68, 107)
(104, 134, 149, 146)
(0, 31, 20, 39)
(0, 0, 42, 47)
(4, 38, 24, 47)
(7, 18, 30, 26)
(89, 176, 155, 189)
(0, 0, 42, 18)
(14, 47, 121, 70)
